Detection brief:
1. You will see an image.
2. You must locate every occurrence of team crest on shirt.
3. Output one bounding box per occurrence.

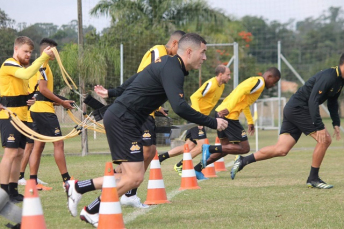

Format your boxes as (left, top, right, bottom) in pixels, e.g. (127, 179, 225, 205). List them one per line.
(142, 131, 151, 139)
(7, 134, 15, 142)
(198, 130, 205, 136)
(55, 128, 61, 135)
(179, 94, 184, 98)
(241, 130, 247, 138)
(130, 142, 141, 154)
(155, 58, 161, 63)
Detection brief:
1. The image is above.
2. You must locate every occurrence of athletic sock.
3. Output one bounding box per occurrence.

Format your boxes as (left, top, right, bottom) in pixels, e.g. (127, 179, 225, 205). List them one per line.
(30, 175, 38, 184)
(1, 184, 9, 194)
(19, 172, 24, 180)
(194, 163, 202, 172)
(75, 179, 96, 194)
(62, 172, 71, 182)
(8, 183, 19, 196)
(158, 152, 170, 163)
(308, 166, 319, 181)
(125, 188, 138, 197)
(176, 160, 183, 167)
(86, 197, 101, 214)
(209, 145, 222, 154)
(242, 154, 256, 167)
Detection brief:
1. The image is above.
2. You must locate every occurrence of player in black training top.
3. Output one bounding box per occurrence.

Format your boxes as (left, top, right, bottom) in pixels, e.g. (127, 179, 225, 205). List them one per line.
(231, 53, 344, 190)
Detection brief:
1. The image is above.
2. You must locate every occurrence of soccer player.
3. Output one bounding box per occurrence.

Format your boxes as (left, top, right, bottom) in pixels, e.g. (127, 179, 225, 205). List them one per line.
(28, 38, 75, 188)
(158, 64, 231, 180)
(231, 55, 344, 189)
(65, 33, 228, 227)
(199, 67, 281, 174)
(0, 36, 54, 202)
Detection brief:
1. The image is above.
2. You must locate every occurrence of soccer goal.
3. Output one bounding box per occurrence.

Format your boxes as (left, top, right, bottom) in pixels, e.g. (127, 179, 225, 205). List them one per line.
(255, 97, 286, 130)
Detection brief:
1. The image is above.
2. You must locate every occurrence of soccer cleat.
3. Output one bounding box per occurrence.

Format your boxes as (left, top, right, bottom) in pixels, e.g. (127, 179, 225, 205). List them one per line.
(307, 178, 333, 189)
(9, 193, 24, 203)
(65, 180, 82, 217)
(231, 155, 243, 180)
(195, 171, 208, 180)
(201, 144, 211, 169)
(18, 178, 26, 186)
(63, 176, 75, 191)
(36, 184, 53, 191)
(37, 178, 48, 185)
(174, 164, 183, 176)
(120, 195, 149, 209)
(80, 207, 98, 228)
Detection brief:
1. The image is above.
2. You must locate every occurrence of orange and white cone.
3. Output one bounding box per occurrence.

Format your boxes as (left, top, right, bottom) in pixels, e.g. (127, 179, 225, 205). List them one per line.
(214, 137, 227, 172)
(21, 179, 46, 229)
(179, 144, 200, 190)
(98, 162, 125, 229)
(144, 151, 171, 205)
(202, 139, 217, 178)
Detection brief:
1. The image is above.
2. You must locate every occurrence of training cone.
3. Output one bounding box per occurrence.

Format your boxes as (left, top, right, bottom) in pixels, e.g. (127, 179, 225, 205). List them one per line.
(179, 144, 200, 190)
(144, 151, 171, 205)
(98, 162, 125, 229)
(202, 139, 217, 178)
(214, 137, 227, 171)
(21, 179, 46, 229)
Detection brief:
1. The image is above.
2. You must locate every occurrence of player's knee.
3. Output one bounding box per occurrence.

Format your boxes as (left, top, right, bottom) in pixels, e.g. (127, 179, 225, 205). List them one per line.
(275, 148, 289, 157)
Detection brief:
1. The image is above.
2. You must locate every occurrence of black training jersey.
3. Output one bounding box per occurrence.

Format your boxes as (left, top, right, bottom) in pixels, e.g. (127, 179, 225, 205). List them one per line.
(107, 55, 217, 129)
(287, 66, 343, 130)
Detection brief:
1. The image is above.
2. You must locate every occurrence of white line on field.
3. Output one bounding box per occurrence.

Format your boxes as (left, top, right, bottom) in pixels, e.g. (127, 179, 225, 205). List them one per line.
(123, 160, 234, 224)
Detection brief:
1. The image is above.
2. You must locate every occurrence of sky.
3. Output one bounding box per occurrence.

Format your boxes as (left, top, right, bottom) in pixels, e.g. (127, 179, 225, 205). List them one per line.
(0, 0, 342, 32)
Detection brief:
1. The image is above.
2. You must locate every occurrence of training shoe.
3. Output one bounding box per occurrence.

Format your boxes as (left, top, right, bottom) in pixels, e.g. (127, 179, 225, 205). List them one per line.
(9, 193, 24, 203)
(201, 144, 211, 169)
(36, 184, 53, 191)
(37, 178, 48, 185)
(231, 155, 243, 180)
(307, 177, 333, 189)
(63, 176, 75, 191)
(65, 180, 82, 217)
(120, 195, 149, 209)
(80, 207, 98, 228)
(195, 171, 208, 180)
(174, 164, 183, 176)
(18, 178, 26, 186)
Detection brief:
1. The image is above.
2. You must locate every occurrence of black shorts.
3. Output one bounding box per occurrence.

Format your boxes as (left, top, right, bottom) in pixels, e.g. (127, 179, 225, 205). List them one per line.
(26, 122, 34, 144)
(141, 116, 156, 146)
(31, 112, 62, 137)
(0, 119, 27, 149)
(216, 113, 247, 142)
(185, 126, 207, 144)
(280, 105, 317, 142)
(103, 110, 144, 164)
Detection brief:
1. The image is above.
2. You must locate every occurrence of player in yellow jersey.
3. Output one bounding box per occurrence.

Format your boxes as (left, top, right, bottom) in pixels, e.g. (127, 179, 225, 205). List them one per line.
(199, 67, 281, 176)
(158, 65, 231, 180)
(29, 38, 74, 189)
(0, 36, 55, 203)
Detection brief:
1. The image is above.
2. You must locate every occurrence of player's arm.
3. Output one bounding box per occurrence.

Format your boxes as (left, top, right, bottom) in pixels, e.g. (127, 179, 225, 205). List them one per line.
(327, 92, 340, 127)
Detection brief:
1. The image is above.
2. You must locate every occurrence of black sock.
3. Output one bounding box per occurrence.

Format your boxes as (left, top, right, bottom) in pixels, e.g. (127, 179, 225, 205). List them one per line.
(62, 172, 71, 182)
(159, 152, 170, 163)
(125, 188, 138, 197)
(1, 184, 9, 194)
(242, 154, 256, 167)
(75, 179, 96, 194)
(308, 166, 319, 181)
(209, 145, 222, 153)
(194, 163, 202, 172)
(19, 172, 24, 180)
(176, 160, 183, 167)
(9, 183, 18, 196)
(86, 197, 101, 214)
(30, 175, 38, 184)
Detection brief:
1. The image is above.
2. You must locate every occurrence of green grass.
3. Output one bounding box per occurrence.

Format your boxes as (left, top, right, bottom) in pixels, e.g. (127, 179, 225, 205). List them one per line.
(1, 118, 344, 228)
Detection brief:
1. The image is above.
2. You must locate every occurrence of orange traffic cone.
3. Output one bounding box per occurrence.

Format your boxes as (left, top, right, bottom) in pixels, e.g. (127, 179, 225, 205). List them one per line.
(214, 137, 227, 171)
(98, 162, 125, 229)
(179, 144, 200, 190)
(202, 139, 217, 178)
(21, 179, 46, 229)
(144, 151, 171, 205)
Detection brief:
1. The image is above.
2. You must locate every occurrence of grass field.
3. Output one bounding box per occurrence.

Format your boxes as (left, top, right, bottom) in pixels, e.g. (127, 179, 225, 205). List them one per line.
(1, 118, 344, 228)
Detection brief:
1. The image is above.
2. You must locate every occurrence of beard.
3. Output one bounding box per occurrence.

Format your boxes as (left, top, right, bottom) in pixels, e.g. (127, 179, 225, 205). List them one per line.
(16, 55, 30, 66)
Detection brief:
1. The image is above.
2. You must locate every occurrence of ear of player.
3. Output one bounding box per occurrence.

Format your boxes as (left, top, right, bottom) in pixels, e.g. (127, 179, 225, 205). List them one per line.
(144, 151, 171, 205)
(98, 162, 125, 229)
(201, 139, 218, 178)
(179, 144, 201, 190)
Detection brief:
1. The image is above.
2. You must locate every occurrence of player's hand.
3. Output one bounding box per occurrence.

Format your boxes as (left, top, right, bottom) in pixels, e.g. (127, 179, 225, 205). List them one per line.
(43, 46, 55, 60)
(316, 129, 327, 143)
(217, 108, 229, 118)
(248, 124, 255, 136)
(216, 118, 228, 131)
(0, 104, 4, 111)
(61, 100, 75, 109)
(333, 126, 341, 141)
(158, 107, 168, 116)
(94, 85, 109, 98)
(26, 96, 36, 106)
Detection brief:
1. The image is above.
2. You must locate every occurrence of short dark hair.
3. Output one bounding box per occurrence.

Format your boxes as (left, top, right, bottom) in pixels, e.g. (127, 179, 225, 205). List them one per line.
(172, 30, 186, 37)
(178, 33, 207, 49)
(267, 67, 281, 78)
(14, 36, 34, 49)
(40, 38, 58, 47)
(339, 53, 344, 66)
(215, 65, 227, 75)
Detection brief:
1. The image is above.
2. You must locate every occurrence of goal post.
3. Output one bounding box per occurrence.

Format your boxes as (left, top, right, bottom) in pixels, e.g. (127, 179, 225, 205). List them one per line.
(255, 97, 286, 130)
